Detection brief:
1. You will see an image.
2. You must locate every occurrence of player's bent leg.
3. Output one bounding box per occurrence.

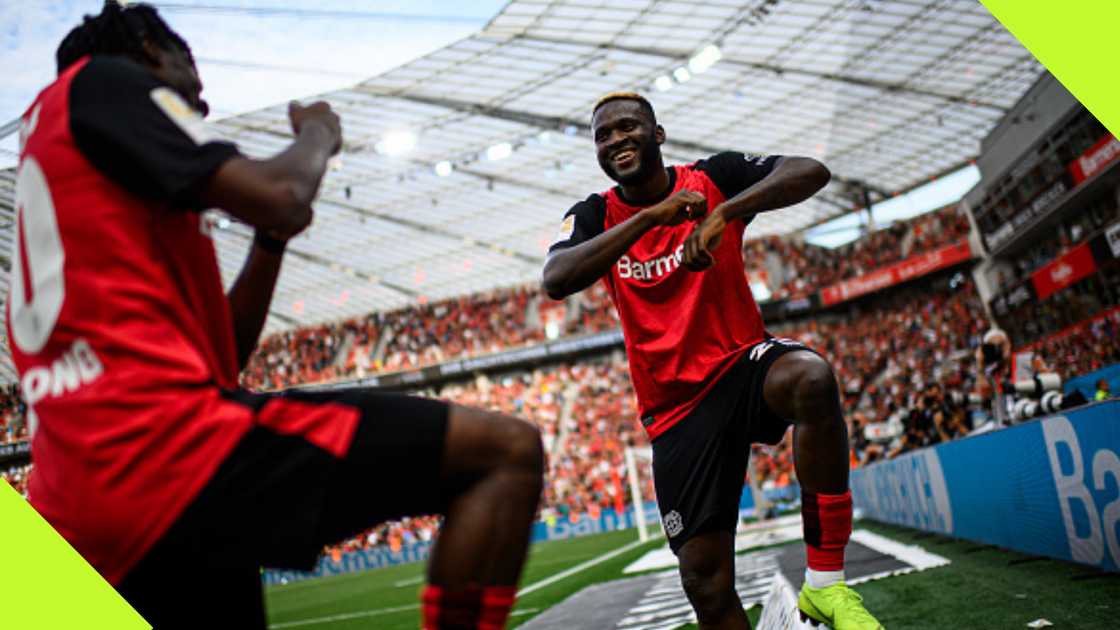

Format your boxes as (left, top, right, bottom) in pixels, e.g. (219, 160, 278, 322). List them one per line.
(427, 403, 545, 585)
(762, 350, 884, 629)
(421, 403, 544, 629)
(762, 351, 848, 495)
(677, 531, 750, 630)
(291, 389, 544, 629)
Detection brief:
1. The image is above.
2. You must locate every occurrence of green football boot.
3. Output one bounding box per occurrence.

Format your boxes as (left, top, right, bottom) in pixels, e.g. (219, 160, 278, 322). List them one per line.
(798, 581, 885, 629)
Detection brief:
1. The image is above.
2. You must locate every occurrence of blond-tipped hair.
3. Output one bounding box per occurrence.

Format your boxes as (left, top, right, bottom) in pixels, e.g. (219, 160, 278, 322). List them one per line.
(592, 91, 656, 122)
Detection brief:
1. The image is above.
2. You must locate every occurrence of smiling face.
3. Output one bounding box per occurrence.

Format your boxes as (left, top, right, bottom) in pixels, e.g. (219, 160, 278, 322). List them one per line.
(592, 99, 665, 185)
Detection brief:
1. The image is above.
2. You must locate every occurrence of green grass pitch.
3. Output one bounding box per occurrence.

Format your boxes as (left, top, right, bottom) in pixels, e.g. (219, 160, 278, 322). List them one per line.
(265, 521, 1119, 629)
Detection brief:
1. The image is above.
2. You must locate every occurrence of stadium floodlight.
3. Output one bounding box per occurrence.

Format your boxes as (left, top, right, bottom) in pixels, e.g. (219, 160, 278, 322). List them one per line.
(673, 67, 691, 83)
(376, 129, 417, 156)
(434, 160, 454, 177)
(688, 44, 722, 74)
(486, 142, 513, 161)
(654, 75, 673, 92)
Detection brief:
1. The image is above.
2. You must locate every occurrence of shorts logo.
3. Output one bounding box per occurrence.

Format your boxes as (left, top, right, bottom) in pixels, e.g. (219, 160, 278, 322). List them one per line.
(749, 338, 802, 362)
(663, 510, 684, 538)
(749, 342, 773, 362)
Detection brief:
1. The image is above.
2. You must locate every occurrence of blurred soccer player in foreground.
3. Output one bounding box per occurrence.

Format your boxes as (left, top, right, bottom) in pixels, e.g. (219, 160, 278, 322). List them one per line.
(9, 3, 541, 628)
(543, 93, 883, 630)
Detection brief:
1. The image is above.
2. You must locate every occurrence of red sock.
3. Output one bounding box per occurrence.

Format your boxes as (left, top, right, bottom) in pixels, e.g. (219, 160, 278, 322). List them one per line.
(802, 490, 852, 572)
(421, 584, 517, 630)
(479, 586, 516, 630)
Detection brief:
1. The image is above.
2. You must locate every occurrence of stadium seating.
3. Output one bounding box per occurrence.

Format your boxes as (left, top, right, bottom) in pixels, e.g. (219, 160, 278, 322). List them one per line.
(5, 204, 1116, 559)
(782, 278, 989, 464)
(241, 284, 619, 389)
(742, 204, 972, 300)
(0, 384, 27, 445)
(1, 463, 30, 498)
(242, 206, 971, 390)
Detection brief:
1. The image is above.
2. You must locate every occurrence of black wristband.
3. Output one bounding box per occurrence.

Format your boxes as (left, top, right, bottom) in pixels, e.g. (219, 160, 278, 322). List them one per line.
(254, 232, 287, 255)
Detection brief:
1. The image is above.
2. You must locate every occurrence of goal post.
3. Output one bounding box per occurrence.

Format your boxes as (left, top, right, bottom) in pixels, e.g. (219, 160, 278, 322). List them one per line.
(624, 446, 655, 542)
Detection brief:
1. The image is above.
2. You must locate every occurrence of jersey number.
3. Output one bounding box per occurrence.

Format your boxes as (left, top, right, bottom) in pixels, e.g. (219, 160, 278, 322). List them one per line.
(10, 157, 66, 354)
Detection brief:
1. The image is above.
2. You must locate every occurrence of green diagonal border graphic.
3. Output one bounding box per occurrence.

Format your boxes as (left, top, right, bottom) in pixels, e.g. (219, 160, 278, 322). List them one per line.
(0, 480, 150, 629)
(980, 0, 1120, 137)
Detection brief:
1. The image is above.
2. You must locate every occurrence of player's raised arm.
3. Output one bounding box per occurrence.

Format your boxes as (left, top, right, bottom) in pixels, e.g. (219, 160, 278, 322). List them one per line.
(542, 190, 705, 299)
(714, 155, 831, 221)
(205, 102, 342, 369)
(683, 154, 830, 270)
(202, 101, 341, 239)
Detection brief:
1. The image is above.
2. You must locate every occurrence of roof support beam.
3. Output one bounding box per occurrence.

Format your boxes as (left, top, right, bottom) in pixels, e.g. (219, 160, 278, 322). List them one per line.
(512, 34, 1009, 114)
(351, 88, 860, 207)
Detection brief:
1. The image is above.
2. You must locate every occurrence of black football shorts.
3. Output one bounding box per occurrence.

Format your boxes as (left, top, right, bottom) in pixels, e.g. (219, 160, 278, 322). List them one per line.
(651, 337, 814, 554)
(116, 387, 449, 629)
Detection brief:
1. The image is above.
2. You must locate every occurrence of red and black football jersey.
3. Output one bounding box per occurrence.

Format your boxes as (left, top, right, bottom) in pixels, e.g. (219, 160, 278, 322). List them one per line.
(7, 55, 295, 584)
(550, 152, 779, 439)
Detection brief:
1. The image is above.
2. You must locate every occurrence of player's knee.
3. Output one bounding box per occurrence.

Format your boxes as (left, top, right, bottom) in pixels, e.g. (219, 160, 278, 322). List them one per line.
(791, 354, 840, 411)
(679, 562, 735, 622)
(494, 414, 545, 479)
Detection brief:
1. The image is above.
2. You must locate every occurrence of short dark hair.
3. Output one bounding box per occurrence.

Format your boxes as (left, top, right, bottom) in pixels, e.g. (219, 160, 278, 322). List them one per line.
(56, 1, 192, 74)
(591, 92, 657, 124)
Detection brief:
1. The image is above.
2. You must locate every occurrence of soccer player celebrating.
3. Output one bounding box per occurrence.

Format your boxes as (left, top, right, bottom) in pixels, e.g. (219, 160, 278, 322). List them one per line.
(543, 93, 883, 630)
(9, 3, 541, 628)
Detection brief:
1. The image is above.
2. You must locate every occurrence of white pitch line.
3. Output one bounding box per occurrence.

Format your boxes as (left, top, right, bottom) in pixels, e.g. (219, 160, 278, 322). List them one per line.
(393, 575, 425, 588)
(269, 537, 651, 628)
(517, 537, 650, 597)
(269, 603, 419, 628)
(850, 529, 950, 571)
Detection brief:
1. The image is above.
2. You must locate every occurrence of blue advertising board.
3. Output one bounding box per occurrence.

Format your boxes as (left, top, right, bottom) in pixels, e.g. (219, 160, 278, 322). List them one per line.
(851, 400, 1120, 571)
(264, 502, 665, 585)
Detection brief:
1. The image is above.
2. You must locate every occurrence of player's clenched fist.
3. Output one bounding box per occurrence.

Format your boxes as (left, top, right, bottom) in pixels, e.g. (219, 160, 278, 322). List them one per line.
(288, 100, 343, 155)
(682, 209, 727, 272)
(642, 190, 707, 227)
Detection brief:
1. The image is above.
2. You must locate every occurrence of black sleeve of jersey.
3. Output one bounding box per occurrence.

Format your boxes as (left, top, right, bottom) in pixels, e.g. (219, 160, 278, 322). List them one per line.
(548, 194, 607, 253)
(69, 56, 240, 210)
(695, 151, 780, 200)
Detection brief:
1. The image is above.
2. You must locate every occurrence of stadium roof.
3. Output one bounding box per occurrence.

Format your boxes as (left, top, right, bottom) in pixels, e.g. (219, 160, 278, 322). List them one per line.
(0, 0, 1042, 369)
(0, 167, 14, 383)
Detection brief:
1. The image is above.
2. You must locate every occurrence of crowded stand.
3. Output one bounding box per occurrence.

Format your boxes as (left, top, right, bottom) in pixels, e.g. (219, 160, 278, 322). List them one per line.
(242, 206, 974, 390)
(434, 355, 654, 523)
(320, 354, 654, 555)
(771, 273, 990, 466)
(0, 384, 27, 445)
(1, 464, 31, 499)
(241, 284, 618, 390)
(312, 266, 1013, 554)
(5, 201, 1118, 558)
(1017, 307, 1120, 383)
(742, 204, 972, 300)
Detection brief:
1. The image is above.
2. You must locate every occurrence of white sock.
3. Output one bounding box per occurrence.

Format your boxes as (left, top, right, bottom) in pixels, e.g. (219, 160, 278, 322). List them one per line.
(806, 568, 845, 589)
